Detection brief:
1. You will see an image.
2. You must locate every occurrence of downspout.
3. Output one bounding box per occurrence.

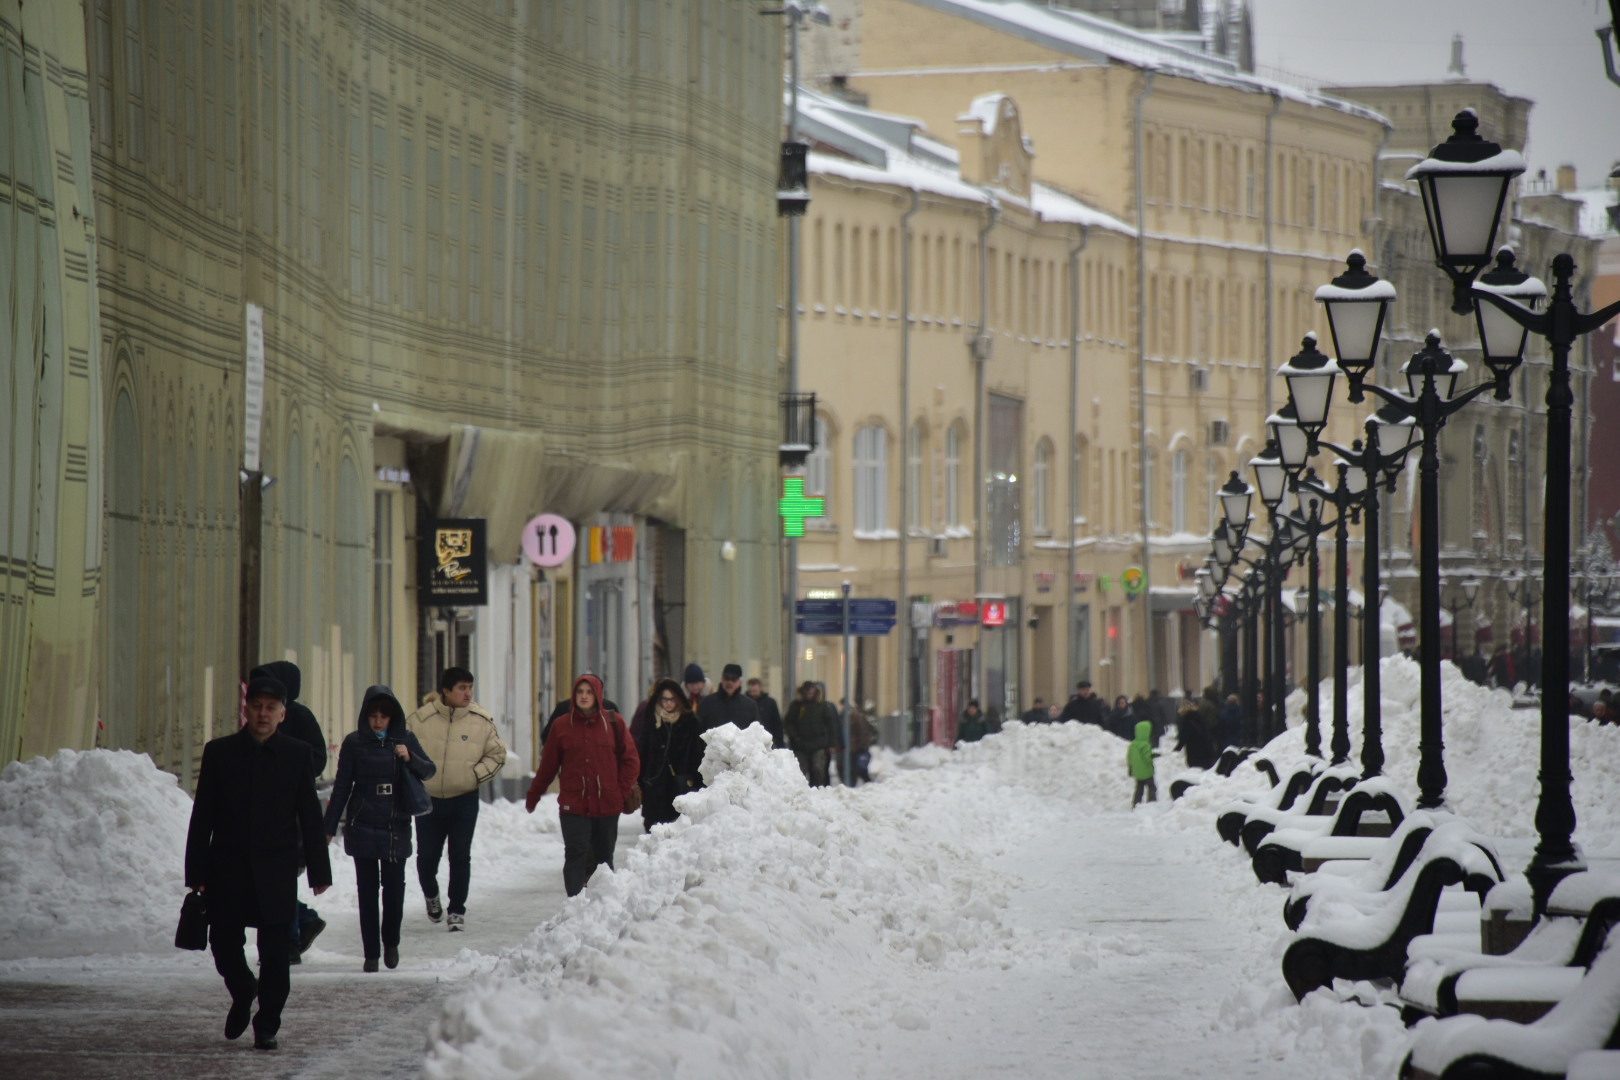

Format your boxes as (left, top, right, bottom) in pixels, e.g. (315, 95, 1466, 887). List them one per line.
(1134, 70, 1156, 694)
(1263, 90, 1281, 416)
(975, 196, 999, 703)
(898, 188, 920, 742)
(1067, 222, 1090, 691)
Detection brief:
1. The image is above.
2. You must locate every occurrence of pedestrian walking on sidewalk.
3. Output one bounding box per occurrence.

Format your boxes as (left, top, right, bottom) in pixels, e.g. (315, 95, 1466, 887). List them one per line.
(247, 659, 329, 964)
(184, 675, 331, 1051)
(784, 681, 837, 786)
(1127, 719, 1158, 807)
(324, 686, 436, 973)
(634, 678, 705, 830)
(525, 674, 641, 896)
(407, 666, 508, 933)
(745, 676, 787, 748)
(698, 662, 759, 732)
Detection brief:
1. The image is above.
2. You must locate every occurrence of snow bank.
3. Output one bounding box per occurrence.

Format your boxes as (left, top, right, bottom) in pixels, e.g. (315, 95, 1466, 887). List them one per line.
(424, 722, 1121, 1080)
(0, 749, 192, 958)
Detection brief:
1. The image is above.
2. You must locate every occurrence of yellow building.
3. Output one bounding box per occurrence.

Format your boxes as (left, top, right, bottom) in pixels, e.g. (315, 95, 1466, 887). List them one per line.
(787, 0, 1390, 724)
(4, 1, 784, 783)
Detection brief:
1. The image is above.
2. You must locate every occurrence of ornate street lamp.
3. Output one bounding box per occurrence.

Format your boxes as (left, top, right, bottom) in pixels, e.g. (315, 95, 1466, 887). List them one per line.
(1315, 252, 1396, 402)
(1405, 109, 1527, 315)
(1268, 404, 1312, 477)
(1289, 470, 1334, 758)
(1219, 472, 1255, 536)
(1250, 441, 1288, 512)
(1473, 249, 1547, 396)
(1278, 334, 1341, 449)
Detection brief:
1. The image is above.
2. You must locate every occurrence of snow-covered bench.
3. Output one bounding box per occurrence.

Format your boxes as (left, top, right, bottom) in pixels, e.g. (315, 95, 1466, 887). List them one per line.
(1215, 760, 1319, 846)
(1399, 926, 1620, 1080)
(1401, 874, 1620, 1027)
(1238, 765, 1363, 856)
(1283, 811, 1448, 931)
(1280, 823, 1504, 1001)
(1251, 776, 1410, 885)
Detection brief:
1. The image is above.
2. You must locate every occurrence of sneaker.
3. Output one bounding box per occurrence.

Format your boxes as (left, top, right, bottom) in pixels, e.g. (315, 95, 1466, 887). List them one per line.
(297, 915, 327, 955)
(384, 946, 399, 970)
(424, 895, 443, 923)
(446, 912, 464, 932)
(363, 957, 379, 973)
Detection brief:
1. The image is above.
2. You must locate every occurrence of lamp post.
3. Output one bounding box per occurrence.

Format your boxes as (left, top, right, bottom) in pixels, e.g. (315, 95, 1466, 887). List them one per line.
(1412, 108, 1620, 910)
(1506, 570, 1542, 680)
(1251, 441, 1291, 742)
(1287, 467, 1338, 760)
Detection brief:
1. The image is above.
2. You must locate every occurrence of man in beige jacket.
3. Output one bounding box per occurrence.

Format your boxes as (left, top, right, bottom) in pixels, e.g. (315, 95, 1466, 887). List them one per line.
(407, 666, 507, 932)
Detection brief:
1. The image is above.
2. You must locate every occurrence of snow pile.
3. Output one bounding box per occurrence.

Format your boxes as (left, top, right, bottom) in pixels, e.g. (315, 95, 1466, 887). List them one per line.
(0, 749, 193, 958)
(424, 723, 1082, 1080)
(1163, 655, 1620, 858)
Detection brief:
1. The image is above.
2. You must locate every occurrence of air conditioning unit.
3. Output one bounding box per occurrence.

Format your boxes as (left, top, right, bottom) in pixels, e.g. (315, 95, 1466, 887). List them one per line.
(1189, 366, 1209, 393)
(929, 535, 949, 558)
(969, 333, 993, 361)
(1209, 419, 1230, 445)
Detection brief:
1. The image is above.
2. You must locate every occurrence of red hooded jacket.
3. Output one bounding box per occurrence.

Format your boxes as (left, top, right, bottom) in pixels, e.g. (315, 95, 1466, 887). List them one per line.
(526, 674, 641, 817)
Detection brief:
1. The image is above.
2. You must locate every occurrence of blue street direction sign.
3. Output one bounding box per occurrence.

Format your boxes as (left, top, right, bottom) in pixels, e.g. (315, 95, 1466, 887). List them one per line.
(849, 618, 896, 636)
(795, 599, 845, 617)
(848, 598, 898, 618)
(795, 617, 845, 635)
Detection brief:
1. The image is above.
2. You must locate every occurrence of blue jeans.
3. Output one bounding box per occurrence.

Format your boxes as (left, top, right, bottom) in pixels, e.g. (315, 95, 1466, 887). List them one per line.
(415, 791, 480, 915)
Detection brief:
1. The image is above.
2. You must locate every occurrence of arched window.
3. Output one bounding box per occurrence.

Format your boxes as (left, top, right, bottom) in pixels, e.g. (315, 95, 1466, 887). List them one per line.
(806, 417, 831, 524)
(1171, 448, 1189, 533)
(1033, 439, 1052, 533)
(945, 423, 963, 527)
(907, 421, 926, 531)
(853, 425, 889, 533)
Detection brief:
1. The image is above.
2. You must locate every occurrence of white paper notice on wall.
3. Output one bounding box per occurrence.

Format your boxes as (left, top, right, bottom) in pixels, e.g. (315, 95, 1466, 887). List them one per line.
(244, 302, 265, 471)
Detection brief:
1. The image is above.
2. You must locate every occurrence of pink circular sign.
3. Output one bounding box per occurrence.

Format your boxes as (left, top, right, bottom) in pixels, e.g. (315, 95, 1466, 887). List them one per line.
(522, 514, 576, 568)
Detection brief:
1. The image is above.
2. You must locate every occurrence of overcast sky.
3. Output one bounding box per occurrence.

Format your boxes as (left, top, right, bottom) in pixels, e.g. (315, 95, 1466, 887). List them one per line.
(1251, 0, 1620, 189)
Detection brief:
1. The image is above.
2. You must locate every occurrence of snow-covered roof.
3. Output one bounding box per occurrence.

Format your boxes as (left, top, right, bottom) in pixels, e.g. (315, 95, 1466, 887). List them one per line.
(1564, 187, 1620, 238)
(894, 0, 1389, 127)
(800, 87, 1134, 236)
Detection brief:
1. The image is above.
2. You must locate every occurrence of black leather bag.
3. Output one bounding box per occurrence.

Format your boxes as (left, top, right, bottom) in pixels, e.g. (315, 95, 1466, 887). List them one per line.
(175, 891, 208, 951)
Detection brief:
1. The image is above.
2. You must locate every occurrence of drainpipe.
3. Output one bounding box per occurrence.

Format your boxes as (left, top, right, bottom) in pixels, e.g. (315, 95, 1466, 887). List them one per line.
(1067, 222, 1090, 691)
(1134, 70, 1156, 695)
(975, 197, 999, 704)
(1263, 90, 1281, 417)
(898, 188, 920, 743)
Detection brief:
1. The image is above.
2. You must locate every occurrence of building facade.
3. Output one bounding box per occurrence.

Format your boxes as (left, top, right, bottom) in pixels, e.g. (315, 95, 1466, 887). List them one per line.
(4, 0, 785, 783)
(789, 0, 1387, 725)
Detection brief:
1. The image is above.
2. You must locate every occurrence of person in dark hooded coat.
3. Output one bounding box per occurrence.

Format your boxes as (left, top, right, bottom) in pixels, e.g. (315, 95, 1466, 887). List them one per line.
(324, 685, 434, 972)
(248, 660, 329, 961)
(634, 678, 706, 831)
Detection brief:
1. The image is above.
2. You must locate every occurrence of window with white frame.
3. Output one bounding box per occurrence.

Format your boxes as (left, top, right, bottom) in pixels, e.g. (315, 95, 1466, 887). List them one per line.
(945, 423, 963, 527)
(907, 421, 926, 531)
(853, 425, 889, 533)
(1171, 448, 1189, 533)
(1033, 439, 1052, 533)
(806, 418, 831, 523)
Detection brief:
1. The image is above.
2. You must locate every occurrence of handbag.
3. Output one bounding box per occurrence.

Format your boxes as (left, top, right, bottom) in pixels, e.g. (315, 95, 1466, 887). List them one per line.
(399, 754, 434, 817)
(175, 890, 208, 951)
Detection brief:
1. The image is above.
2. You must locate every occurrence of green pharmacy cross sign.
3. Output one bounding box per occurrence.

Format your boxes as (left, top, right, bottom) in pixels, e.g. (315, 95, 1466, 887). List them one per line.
(778, 476, 825, 537)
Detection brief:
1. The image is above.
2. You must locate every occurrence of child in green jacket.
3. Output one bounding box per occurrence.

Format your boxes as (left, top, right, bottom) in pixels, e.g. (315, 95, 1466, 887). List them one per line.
(1127, 719, 1157, 807)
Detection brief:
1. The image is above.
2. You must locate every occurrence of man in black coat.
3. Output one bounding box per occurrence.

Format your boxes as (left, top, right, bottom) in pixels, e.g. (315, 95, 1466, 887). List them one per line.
(248, 660, 328, 961)
(1058, 681, 1106, 727)
(185, 676, 331, 1051)
(744, 676, 786, 748)
(697, 663, 760, 732)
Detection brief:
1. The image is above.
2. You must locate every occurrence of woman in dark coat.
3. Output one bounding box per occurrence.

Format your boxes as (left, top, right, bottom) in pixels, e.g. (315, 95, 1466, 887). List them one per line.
(1106, 695, 1136, 740)
(634, 678, 706, 831)
(324, 685, 435, 972)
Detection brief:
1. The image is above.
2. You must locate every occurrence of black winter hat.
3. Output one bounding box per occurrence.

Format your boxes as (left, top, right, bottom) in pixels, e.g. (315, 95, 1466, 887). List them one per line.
(721, 663, 743, 680)
(245, 676, 288, 704)
(683, 662, 705, 684)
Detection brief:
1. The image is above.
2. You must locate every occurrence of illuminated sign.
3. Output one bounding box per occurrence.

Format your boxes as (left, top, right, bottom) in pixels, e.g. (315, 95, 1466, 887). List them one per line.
(982, 601, 1007, 627)
(779, 476, 825, 537)
(1122, 566, 1146, 596)
(420, 518, 488, 606)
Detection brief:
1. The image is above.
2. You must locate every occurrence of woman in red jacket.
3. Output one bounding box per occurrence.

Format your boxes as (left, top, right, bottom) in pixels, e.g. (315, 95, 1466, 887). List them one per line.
(525, 674, 641, 896)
